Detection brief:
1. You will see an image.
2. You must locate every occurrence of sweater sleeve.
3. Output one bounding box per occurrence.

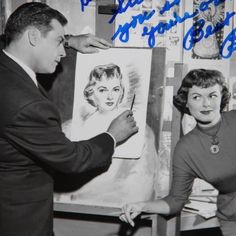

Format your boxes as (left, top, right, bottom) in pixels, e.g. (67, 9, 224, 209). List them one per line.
(4, 100, 114, 174)
(163, 140, 196, 215)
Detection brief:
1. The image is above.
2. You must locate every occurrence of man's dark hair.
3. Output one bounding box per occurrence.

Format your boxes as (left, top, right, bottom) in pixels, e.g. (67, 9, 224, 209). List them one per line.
(4, 2, 68, 45)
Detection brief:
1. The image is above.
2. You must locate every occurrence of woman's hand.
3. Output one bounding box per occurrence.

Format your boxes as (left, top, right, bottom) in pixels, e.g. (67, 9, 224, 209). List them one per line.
(119, 200, 170, 227)
(119, 202, 144, 227)
(67, 33, 112, 53)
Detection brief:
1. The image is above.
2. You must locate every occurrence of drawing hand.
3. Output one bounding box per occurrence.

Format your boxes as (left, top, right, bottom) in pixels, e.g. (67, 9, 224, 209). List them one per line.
(119, 202, 143, 227)
(107, 110, 138, 144)
(68, 34, 112, 53)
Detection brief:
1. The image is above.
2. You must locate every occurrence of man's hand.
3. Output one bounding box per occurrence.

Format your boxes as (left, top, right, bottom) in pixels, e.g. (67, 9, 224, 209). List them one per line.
(68, 34, 112, 53)
(107, 110, 138, 144)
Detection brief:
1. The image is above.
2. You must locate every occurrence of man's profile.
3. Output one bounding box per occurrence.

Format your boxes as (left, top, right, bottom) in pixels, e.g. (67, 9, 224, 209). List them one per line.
(0, 2, 138, 236)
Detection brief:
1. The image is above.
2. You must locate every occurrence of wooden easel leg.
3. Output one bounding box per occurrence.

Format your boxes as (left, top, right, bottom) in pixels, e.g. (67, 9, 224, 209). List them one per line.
(151, 215, 181, 236)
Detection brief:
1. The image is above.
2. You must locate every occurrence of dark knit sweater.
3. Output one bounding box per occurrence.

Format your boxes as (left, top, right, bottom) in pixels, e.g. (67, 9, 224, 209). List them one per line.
(164, 110, 236, 221)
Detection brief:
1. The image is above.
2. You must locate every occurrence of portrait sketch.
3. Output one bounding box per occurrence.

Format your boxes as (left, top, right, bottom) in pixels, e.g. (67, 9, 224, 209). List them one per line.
(63, 48, 152, 159)
(54, 47, 163, 208)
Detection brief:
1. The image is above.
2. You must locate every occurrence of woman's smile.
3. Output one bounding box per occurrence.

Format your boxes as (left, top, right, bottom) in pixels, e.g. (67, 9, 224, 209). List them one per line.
(186, 84, 222, 127)
(200, 110, 213, 115)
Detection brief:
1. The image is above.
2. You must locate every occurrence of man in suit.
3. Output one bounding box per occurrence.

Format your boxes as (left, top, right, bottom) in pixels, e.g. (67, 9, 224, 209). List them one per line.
(0, 2, 138, 236)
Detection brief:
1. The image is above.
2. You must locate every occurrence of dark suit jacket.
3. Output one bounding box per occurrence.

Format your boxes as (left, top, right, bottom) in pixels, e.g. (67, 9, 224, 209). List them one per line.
(0, 50, 114, 236)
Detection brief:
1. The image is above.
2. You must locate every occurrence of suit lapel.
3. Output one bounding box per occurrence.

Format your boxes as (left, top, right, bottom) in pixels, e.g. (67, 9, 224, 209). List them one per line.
(0, 50, 39, 90)
(37, 82, 49, 98)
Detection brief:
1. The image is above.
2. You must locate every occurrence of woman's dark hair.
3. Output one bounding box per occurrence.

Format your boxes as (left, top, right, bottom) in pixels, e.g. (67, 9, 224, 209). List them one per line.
(84, 63, 125, 107)
(173, 69, 230, 115)
(4, 2, 67, 45)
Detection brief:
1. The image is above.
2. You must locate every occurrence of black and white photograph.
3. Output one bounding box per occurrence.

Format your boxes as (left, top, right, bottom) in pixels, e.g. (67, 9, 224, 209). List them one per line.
(1, 1, 236, 236)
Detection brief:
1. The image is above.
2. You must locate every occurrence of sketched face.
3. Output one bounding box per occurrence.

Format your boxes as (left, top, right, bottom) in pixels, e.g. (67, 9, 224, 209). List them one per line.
(92, 75, 122, 112)
(186, 84, 222, 126)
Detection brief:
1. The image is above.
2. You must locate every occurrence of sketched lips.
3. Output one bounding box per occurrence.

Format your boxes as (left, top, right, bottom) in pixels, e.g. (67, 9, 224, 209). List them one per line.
(106, 102, 114, 106)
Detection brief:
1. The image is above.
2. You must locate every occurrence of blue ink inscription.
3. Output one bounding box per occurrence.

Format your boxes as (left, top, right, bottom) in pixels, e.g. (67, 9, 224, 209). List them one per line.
(109, 0, 144, 24)
(142, 10, 198, 48)
(111, 10, 155, 42)
(199, 0, 225, 12)
(183, 11, 236, 51)
(80, 0, 93, 12)
(221, 28, 236, 58)
(160, 0, 181, 15)
(109, 0, 235, 58)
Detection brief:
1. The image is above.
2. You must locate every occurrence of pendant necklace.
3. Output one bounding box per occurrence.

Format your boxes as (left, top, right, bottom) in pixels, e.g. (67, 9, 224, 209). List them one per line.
(210, 135, 220, 154)
(198, 119, 221, 155)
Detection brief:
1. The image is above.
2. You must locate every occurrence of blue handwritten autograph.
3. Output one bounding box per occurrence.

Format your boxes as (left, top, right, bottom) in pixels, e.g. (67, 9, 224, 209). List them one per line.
(111, 10, 155, 42)
(142, 11, 198, 48)
(109, 0, 144, 24)
(159, 0, 181, 15)
(198, 0, 226, 11)
(111, 0, 183, 44)
(80, 0, 236, 58)
(183, 11, 235, 50)
(80, 0, 93, 12)
(220, 28, 236, 58)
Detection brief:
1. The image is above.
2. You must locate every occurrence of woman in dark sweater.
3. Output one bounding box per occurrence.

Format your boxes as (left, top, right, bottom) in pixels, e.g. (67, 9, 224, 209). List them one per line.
(119, 69, 236, 236)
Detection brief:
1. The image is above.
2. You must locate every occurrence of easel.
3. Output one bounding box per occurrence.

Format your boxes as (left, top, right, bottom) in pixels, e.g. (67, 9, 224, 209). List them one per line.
(45, 49, 220, 236)
(49, 47, 167, 236)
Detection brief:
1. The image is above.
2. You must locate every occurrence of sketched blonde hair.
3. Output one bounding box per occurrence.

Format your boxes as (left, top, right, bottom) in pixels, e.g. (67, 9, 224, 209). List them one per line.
(84, 63, 125, 107)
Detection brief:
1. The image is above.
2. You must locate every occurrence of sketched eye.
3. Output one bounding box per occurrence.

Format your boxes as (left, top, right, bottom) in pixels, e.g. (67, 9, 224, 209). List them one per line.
(98, 88, 107, 93)
(113, 87, 121, 92)
(210, 94, 218, 99)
